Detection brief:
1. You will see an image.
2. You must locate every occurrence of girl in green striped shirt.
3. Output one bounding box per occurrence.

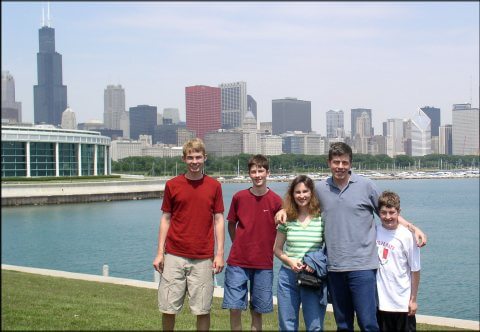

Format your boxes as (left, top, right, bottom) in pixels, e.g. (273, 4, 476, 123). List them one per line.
(274, 175, 327, 331)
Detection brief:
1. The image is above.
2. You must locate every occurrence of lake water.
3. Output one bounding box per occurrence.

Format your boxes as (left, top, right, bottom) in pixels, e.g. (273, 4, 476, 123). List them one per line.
(2, 178, 479, 321)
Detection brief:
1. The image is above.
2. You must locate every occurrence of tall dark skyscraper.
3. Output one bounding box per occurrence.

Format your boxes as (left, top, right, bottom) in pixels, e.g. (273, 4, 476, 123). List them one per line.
(34, 12, 67, 126)
(272, 98, 311, 135)
(129, 105, 157, 140)
(420, 106, 441, 136)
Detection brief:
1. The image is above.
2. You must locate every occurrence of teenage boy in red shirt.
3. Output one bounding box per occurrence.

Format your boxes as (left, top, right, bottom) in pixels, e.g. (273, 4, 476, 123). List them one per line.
(153, 138, 225, 331)
(222, 154, 283, 330)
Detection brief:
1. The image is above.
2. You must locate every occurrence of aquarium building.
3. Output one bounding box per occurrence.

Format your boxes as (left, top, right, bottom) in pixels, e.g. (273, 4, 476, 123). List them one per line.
(1, 124, 111, 178)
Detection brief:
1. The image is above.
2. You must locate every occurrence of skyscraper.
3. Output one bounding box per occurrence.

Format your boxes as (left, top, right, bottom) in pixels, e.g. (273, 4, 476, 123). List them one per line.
(406, 108, 431, 156)
(439, 125, 453, 155)
(163, 108, 180, 124)
(386, 118, 404, 157)
(33, 10, 67, 126)
(351, 108, 372, 138)
(185, 85, 221, 139)
(104, 84, 126, 129)
(61, 107, 77, 129)
(247, 95, 257, 120)
(272, 98, 311, 135)
(129, 105, 157, 140)
(1, 71, 22, 123)
(452, 103, 479, 155)
(326, 109, 344, 138)
(420, 106, 441, 137)
(219, 81, 247, 129)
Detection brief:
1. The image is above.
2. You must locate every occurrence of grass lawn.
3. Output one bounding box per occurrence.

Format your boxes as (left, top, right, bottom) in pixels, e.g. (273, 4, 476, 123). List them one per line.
(1, 270, 465, 331)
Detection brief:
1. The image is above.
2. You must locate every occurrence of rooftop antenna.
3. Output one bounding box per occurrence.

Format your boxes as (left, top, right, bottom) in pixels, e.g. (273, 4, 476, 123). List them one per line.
(42, 6, 45, 26)
(47, 2, 51, 27)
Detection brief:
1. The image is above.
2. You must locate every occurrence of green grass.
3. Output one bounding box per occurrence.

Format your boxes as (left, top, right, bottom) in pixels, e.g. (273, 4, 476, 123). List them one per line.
(1, 270, 466, 331)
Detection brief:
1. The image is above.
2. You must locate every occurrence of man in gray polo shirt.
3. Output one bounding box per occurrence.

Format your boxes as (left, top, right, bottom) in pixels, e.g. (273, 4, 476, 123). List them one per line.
(276, 142, 427, 331)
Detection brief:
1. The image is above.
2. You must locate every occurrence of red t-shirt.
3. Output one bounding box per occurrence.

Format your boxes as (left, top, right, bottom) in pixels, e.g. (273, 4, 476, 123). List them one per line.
(161, 174, 224, 259)
(226, 188, 283, 269)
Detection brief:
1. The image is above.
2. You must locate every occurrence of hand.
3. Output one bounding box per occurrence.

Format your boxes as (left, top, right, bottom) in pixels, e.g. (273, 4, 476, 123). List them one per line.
(290, 259, 304, 272)
(212, 255, 224, 274)
(153, 253, 164, 273)
(414, 227, 427, 247)
(408, 300, 418, 316)
(304, 264, 314, 273)
(275, 209, 287, 225)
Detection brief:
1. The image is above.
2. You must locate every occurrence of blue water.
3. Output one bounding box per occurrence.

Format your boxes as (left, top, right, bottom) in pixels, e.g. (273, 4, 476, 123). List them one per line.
(2, 178, 479, 321)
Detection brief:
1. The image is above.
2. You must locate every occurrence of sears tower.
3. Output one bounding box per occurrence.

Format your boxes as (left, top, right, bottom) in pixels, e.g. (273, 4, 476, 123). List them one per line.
(34, 7, 67, 126)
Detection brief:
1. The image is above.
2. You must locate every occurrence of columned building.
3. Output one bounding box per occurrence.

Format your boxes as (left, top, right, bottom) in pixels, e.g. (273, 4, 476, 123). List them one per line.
(33, 18, 67, 126)
(1, 124, 110, 177)
(185, 85, 221, 139)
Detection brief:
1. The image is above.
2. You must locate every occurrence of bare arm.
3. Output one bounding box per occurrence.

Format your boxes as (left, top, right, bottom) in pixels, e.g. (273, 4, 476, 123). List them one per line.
(212, 212, 225, 274)
(398, 215, 427, 247)
(227, 221, 236, 242)
(273, 230, 304, 272)
(152, 212, 171, 273)
(408, 271, 421, 316)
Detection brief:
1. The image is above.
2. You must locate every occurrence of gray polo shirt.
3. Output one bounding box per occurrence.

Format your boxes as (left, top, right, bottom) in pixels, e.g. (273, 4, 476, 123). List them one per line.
(316, 172, 380, 271)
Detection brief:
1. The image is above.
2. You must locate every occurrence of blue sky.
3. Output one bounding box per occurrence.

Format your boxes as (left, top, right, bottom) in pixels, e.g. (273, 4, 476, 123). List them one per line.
(2, 1, 479, 134)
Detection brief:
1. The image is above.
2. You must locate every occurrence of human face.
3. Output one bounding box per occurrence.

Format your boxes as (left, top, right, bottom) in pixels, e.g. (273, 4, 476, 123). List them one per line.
(293, 182, 311, 209)
(182, 151, 205, 175)
(249, 165, 269, 188)
(379, 206, 399, 230)
(328, 154, 351, 185)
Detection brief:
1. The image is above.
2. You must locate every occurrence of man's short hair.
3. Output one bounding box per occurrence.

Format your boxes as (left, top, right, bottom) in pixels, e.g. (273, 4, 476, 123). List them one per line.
(328, 142, 353, 162)
(248, 154, 269, 171)
(378, 191, 401, 211)
(182, 138, 206, 157)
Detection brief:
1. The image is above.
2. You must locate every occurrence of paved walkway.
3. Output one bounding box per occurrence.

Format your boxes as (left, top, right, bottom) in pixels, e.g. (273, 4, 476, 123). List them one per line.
(2, 264, 478, 330)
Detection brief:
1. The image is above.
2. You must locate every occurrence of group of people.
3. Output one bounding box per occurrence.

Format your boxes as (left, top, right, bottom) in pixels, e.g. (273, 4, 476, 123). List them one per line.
(152, 138, 426, 331)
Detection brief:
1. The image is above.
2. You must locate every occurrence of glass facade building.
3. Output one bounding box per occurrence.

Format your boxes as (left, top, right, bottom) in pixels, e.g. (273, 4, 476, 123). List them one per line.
(1, 125, 111, 178)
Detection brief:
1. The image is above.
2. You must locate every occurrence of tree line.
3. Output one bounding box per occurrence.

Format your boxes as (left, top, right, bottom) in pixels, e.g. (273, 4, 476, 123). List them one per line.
(112, 154, 479, 177)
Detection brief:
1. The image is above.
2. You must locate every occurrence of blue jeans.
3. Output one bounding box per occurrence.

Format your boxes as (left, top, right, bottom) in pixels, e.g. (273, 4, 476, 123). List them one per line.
(277, 266, 327, 331)
(222, 265, 274, 313)
(327, 270, 379, 332)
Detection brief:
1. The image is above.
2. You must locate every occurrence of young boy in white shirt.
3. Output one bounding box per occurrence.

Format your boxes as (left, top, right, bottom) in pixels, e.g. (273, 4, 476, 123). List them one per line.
(376, 191, 421, 332)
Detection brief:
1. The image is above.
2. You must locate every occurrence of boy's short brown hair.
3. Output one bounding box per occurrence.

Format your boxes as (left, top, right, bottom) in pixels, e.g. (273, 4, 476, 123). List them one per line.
(248, 154, 269, 172)
(182, 138, 206, 157)
(378, 191, 401, 211)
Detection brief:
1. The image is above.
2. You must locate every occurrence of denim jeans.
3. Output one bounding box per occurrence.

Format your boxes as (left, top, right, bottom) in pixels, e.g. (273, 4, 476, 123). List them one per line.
(327, 270, 379, 332)
(222, 265, 274, 313)
(277, 266, 327, 331)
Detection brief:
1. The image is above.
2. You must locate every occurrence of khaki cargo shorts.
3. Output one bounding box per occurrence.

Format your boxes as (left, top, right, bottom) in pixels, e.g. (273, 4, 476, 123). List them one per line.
(158, 253, 214, 315)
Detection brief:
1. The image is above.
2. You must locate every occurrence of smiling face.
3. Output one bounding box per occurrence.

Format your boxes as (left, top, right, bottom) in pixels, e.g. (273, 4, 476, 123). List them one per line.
(293, 182, 312, 209)
(379, 206, 400, 230)
(328, 154, 351, 186)
(249, 164, 269, 188)
(182, 150, 205, 177)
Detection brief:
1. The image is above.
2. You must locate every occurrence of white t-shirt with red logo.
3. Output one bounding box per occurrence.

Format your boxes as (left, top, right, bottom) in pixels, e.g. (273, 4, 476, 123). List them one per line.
(376, 224, 421, 312)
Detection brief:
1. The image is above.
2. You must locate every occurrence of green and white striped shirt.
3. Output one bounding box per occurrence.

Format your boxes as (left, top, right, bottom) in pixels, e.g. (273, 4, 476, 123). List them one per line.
(277, 216, 324, 267)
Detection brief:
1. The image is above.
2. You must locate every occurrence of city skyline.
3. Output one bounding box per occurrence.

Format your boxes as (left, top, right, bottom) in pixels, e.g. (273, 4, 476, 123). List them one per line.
(2, 2, 479, 134)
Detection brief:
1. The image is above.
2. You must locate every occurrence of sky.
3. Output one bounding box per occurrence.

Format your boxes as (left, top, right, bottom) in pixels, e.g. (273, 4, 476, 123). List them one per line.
(2, 1, 479, 135)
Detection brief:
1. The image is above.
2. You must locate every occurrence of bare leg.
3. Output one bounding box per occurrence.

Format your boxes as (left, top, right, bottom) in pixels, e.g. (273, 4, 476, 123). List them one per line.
(197, 313, 210, 331)
(230, 309, 242, 330)
(162, 313, 176, 331)
(251, 309, 262, 331)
